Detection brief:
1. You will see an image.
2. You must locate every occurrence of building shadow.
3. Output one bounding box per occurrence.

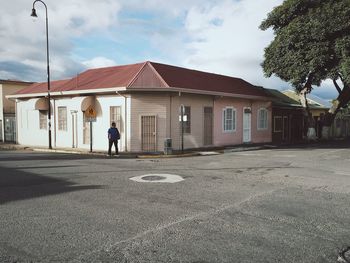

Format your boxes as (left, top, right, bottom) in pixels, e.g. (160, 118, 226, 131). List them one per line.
(0, 166, 104, 204)
(0, 152, 106, 162)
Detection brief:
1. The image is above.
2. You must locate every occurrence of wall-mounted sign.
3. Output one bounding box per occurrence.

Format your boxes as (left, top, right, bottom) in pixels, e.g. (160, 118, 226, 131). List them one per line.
(85, 106, 97, 122)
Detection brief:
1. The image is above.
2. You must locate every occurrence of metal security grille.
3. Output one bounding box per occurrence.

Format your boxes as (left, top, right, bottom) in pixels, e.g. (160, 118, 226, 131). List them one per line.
(4, 117, 16, 142)
(141, 115, 156, 152)
(204, 107, 213, 145)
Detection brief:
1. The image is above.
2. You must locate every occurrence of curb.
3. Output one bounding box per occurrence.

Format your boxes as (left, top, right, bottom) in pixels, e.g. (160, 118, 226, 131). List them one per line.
(0, 143, 272, 159)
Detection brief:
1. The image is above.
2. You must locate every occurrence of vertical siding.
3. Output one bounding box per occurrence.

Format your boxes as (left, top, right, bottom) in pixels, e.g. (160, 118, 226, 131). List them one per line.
(129, 63, 167, 88)
(170, 94, 213, 150)
(130, 93, 169, 152)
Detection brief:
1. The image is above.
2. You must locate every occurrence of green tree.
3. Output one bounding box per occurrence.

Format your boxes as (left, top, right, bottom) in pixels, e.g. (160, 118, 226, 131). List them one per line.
(260, 0, 350, 139)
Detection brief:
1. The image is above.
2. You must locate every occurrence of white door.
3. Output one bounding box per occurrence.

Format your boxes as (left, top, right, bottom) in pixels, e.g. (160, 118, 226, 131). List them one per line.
(243, 108, 251, 143)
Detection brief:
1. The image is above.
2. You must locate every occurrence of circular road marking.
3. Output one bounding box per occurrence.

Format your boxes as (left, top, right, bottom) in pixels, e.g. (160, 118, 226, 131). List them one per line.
(129, 174, 184, 183)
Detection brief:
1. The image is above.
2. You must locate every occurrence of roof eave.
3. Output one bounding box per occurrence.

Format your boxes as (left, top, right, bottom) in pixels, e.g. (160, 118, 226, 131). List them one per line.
(125, 86, 272, 101)
(7, 87, 127, 99)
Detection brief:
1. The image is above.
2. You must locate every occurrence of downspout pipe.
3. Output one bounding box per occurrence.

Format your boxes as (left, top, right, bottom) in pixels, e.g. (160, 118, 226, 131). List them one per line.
(116, 91, 128, 152)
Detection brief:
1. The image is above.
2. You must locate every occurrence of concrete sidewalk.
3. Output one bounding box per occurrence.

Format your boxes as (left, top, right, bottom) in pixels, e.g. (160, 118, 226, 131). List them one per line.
(0, 142, 272, 158)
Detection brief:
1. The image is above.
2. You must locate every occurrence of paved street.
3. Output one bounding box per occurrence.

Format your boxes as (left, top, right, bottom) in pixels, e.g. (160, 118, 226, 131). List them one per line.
(1, 144, 350, 262)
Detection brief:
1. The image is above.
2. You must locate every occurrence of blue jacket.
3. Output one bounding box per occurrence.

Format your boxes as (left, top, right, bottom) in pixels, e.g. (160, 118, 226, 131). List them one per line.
(108, 127, 120, 140)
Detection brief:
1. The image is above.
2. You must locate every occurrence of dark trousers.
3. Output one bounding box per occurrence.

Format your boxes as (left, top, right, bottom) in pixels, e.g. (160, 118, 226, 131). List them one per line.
(108, 139, 118, 155)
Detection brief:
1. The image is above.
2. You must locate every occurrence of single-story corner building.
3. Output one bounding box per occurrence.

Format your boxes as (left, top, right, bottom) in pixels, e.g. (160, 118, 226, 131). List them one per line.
(8, 61, 273, 153)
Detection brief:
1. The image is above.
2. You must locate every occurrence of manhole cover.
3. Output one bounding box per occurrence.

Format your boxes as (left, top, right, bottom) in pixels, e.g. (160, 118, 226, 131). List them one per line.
(129, 174, 184, 183)
(142, 175, 166, 181)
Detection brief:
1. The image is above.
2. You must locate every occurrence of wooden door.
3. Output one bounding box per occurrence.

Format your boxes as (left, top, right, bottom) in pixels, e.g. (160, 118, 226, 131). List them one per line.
(203, 107, 213, 146)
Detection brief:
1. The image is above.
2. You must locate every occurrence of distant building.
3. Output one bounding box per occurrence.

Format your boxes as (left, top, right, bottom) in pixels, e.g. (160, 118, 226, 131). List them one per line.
(282, 89, 350, 139)
(0, 80, 33, 142)
(265, 89, 304, 144)
(7, 61, 273, 152)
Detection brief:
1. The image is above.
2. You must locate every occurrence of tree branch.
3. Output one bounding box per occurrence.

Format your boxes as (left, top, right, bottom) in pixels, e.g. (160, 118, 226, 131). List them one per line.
(333, 78, 342, 94)
(305, 73, 314, 93)
(338, 73, 344, 83)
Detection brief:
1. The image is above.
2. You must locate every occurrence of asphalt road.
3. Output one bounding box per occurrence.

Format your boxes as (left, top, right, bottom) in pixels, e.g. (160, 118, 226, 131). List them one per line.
(0, 143, 350, 262)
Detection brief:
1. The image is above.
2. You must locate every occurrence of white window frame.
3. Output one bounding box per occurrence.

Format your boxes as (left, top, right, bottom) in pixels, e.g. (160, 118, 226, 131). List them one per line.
(39, 110, 47, 130)
(257, 108, 268, 130)
(58, 106, 67, 131)
(222, 107, 236, 132)
(110, 106, 122, 132)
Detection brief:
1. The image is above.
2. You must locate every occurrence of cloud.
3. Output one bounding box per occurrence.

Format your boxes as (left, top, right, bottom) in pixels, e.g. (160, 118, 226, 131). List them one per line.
(0, 0, 121, 81)
(181, 0, 283, 85)
(0, 0, 338, 100)
(82, 57, 117, 69)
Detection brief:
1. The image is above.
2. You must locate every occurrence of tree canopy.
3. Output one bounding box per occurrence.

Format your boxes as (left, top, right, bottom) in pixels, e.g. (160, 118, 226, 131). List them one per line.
(260, 0, 350, 93)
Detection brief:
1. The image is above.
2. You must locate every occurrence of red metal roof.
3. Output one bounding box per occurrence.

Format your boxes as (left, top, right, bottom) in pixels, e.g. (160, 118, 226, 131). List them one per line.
(149, 62, 267, 97)
(60, 62, 146, 91)
(15, 79, 71, 94)
(14, 61, 269, 98)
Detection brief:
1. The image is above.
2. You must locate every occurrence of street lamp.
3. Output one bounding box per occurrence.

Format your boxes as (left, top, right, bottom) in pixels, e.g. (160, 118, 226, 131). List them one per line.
(31, 0, 52, 149)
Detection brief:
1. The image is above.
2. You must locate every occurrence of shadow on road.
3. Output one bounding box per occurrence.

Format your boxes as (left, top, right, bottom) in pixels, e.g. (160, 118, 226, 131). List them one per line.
(0, 166, 104, 204)
(0, 151, 105, 162)
(273, 138, 350, 151)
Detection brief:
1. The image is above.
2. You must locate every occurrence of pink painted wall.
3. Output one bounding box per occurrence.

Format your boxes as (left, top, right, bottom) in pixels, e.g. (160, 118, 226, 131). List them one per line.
(213, 98, 272, 146)
(250, 101, 272, 143)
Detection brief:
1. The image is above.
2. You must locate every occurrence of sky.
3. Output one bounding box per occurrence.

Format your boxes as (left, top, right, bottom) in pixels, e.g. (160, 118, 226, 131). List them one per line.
(0, 0, 338, 99)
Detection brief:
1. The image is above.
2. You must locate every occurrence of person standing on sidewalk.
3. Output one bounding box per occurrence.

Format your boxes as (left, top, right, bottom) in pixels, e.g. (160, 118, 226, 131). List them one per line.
(108, 122, 120, 156)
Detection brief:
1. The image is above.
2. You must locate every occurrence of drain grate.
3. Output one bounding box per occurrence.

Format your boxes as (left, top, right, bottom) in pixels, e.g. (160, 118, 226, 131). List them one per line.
(338, 247, 350, 263)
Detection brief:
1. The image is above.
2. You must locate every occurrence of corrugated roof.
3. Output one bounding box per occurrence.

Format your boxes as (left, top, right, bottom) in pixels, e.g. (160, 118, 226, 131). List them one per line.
(0, 79, 33, 85)
(266, 89, 302, 107)
(61, 62, 146, 91)
(14, 61, 270, 98)
(282, 90, 330, 109)
(16, 79, 71, 95)
(150, 62, 268, 97)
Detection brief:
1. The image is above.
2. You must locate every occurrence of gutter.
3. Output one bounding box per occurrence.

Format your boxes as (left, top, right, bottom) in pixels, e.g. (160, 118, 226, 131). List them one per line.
(6, 87, 128, 99)
(7, 86, 271, 102)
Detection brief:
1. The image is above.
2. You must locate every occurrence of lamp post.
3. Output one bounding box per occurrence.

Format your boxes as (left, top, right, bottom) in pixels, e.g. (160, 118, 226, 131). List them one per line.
(31, 0, 52, 149)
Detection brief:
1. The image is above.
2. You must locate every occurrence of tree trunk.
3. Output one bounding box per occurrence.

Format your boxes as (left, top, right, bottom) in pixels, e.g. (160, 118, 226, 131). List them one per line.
(321, 111, 336, 139)
(299, 87, 317, 141)
(321, 83, 350, 139)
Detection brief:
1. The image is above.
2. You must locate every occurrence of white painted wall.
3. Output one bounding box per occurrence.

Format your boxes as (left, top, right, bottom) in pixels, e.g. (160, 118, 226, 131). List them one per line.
(16, 95, 125, 152)
(17, 99, 53, 147)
